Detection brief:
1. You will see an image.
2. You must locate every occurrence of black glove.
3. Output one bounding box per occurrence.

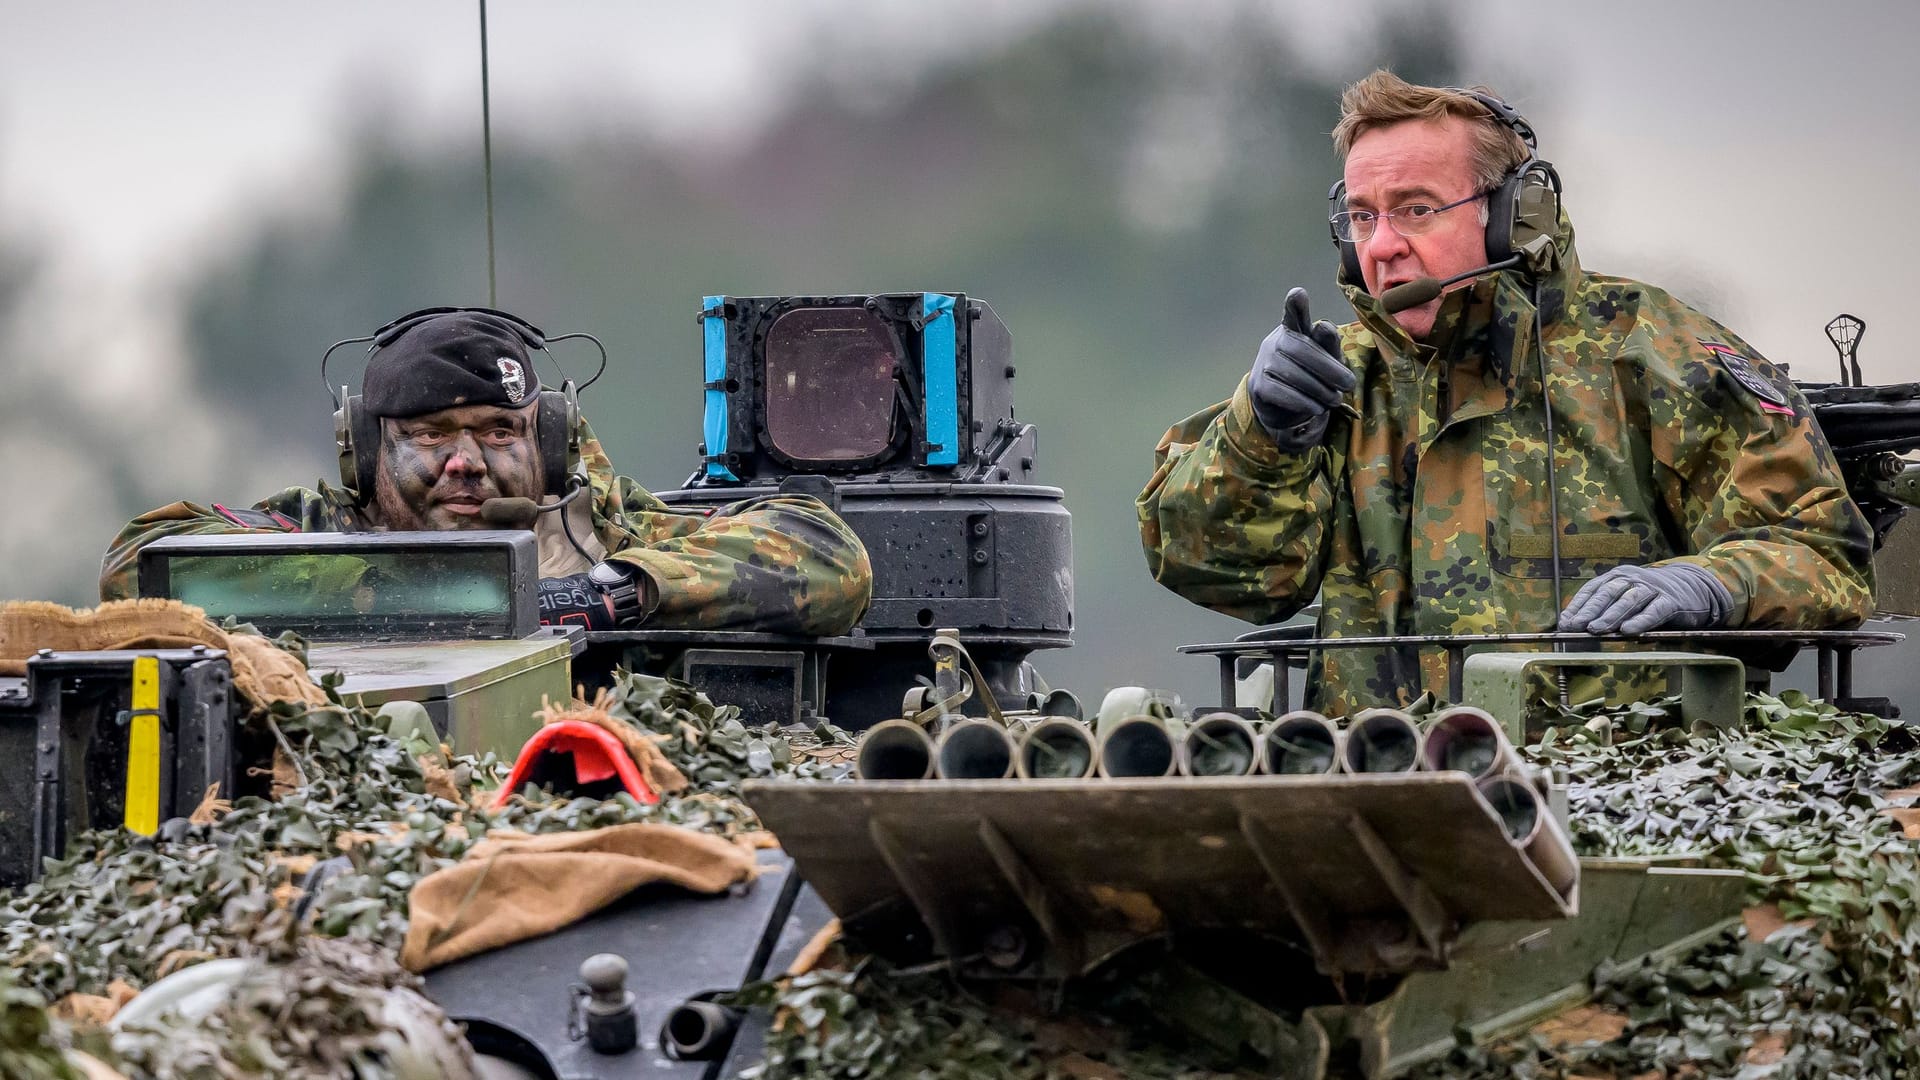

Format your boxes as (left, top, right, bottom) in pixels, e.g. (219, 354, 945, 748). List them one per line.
(1249, 287, 1355, 452)
(1558, 563, 1735, 635)
(537, 573, 618, 630)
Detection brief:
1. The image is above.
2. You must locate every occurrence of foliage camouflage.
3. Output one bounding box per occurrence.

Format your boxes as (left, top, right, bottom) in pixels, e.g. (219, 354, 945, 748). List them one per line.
(97, 416, 874, 637)
(1138, 206, 1876, 717)
(0, 668, 849, 1076)
(0, 967, 80, 1080)
(106, 936, 471, 1080)
(1466, 688, 1920, 1077)
(7, 653, 1913, 1076)
(727, 963, 1266, 1080)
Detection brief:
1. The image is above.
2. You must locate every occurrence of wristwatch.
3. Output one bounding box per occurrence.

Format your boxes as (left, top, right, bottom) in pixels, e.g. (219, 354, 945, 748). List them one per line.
(587, 560, 649, 627)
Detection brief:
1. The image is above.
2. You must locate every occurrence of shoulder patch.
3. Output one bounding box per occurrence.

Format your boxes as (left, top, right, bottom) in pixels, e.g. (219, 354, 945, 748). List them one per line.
(1699, 340, 1794, 415)
(213, 503, 300, 531)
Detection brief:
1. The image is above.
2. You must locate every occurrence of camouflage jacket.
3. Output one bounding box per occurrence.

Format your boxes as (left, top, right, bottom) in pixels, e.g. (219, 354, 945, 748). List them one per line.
(1138, 211, 1875, 716)
(100, 422, 873, 636)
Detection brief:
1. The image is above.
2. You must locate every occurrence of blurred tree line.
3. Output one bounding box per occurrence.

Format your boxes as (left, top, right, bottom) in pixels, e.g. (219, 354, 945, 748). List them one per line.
(173, 6, 1465, 701)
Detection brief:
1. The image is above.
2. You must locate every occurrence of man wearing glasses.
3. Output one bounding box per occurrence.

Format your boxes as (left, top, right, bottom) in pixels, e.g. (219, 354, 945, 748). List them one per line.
(1137, 70, 1874, 716)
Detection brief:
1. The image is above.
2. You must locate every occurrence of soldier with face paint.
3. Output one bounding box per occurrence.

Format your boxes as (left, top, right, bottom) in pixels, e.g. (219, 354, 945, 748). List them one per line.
(100, 310, 873, 637)
(1137, 71, 1875, 716)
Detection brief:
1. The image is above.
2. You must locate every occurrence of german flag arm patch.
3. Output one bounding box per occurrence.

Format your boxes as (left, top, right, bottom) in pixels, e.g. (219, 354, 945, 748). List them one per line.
(1699, 340, 1794, 417)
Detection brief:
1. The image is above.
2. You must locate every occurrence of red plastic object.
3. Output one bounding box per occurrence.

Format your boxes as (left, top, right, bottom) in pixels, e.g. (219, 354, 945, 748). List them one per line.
(491, 720, 660, 809)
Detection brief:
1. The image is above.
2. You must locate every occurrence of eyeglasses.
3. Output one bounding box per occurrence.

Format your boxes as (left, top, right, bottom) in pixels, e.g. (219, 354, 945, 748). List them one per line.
(1330, 190, 1486, 244)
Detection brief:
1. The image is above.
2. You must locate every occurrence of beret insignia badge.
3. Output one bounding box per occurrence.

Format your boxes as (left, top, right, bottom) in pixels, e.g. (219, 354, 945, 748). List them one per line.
(497, 357, 528, 404)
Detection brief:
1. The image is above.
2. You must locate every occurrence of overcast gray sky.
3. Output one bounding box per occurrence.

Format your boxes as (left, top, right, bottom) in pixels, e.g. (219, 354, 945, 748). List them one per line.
(4, 0, 1914, 382)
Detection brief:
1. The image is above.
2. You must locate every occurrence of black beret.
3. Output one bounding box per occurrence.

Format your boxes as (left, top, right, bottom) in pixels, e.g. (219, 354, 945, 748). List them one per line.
(361, 311, 542, 419)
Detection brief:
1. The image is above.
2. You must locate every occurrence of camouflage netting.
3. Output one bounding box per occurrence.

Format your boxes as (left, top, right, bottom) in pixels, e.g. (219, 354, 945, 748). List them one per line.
(104, 937, 472, 1080)
(1406, 691, 1920, 1079)
(4, 660, 1918, 1078)
(0, 966, 81, 1080)
(0, 660, 851, 1078)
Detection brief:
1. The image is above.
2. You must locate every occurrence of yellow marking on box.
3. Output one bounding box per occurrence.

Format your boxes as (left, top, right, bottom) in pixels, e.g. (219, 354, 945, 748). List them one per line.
(125, 655, 161, 835)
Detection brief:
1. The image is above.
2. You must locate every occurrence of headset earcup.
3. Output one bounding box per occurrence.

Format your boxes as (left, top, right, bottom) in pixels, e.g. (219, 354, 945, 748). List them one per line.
(1484, 171, 1521, 264)
(350, 399, 381, 502)
(334, 397, 380, 501)
(1327, 179, 1369, 293)
(535, 390, 577, 497)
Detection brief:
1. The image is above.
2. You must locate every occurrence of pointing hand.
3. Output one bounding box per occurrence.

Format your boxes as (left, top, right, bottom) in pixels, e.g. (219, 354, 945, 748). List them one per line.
(1248, 288, 1354, 452)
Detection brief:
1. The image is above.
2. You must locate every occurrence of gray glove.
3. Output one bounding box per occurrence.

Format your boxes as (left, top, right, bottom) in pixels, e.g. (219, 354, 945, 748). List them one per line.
(1558, 563, 1734, 635)
(1249, 288, 1355, 452)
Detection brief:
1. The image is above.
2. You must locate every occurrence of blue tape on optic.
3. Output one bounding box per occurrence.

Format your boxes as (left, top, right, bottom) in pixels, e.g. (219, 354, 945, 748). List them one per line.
(921, 293, 959, 467)
(702, 295, 738, 481)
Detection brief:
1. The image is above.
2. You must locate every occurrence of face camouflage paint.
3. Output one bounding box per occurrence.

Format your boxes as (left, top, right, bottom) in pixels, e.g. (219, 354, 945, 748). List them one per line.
(373, 403, 543, 530)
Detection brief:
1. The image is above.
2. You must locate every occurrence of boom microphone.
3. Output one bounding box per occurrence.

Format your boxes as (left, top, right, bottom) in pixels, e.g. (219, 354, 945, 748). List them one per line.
(478, 497, 541, 529)
(479, 479, 588, 530)
(1379, 255, 1525, 314)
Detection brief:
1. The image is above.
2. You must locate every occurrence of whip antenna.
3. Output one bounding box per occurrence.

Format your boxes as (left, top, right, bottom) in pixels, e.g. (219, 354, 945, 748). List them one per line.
(478, 0, 497, 306)
(1825, 313, 1865, 387)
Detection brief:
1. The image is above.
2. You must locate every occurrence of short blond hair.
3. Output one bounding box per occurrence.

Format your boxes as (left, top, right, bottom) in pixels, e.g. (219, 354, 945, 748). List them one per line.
(1332, 70, 1530, 192)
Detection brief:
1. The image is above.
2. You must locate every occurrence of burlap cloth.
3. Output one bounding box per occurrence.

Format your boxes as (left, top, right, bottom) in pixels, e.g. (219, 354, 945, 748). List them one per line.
(400, 822, 758, 972)
(0, 598, 329, 714)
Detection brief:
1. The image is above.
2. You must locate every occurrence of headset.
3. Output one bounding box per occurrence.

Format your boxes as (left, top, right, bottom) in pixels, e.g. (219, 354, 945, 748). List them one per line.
(1327, 89, 1563, 292)
(1325, 88, 1578, 667)
(321, 306, 606, 506)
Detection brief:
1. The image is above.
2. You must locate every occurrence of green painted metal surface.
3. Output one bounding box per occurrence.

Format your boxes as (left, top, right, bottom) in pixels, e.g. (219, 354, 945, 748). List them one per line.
(1340, 857, 1746, 1078)
(309, 635, 571, 756)
(1461, 651, 1745, 741)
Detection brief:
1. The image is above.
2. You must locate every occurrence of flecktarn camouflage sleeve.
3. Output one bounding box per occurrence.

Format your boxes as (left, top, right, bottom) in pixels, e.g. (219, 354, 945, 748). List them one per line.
(98, 486, 351, 601)
(1646, 325, 1874, 628)
(1136, 377, 1337, 625)
(598, 479, 873, 636)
